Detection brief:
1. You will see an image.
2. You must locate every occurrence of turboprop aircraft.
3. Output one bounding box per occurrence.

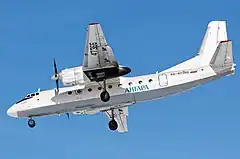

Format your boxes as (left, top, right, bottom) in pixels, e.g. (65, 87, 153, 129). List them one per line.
(7, 21, 236, 132)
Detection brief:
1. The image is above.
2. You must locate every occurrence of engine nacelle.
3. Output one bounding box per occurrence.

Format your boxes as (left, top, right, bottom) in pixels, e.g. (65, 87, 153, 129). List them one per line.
(60, 66, 85, 86)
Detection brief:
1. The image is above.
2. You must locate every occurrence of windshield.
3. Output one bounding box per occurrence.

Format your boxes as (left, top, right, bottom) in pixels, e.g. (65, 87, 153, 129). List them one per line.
(16, 96, 32, 104)
(16, 92, 39, 104)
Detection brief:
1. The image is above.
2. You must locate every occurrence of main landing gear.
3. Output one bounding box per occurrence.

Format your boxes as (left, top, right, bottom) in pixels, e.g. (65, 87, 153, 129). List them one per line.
(100, 79, 110, 102)
(108, 109, 118, 131)
(28, 118, 36, 128)
(100, 91, 110, 102)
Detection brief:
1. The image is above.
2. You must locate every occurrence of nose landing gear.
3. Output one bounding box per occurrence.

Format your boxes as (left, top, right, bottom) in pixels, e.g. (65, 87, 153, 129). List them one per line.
(28, 118, 36, 128)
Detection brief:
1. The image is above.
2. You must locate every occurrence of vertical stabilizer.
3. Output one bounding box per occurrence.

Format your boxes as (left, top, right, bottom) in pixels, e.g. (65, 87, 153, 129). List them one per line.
(199, 21, 228, 65)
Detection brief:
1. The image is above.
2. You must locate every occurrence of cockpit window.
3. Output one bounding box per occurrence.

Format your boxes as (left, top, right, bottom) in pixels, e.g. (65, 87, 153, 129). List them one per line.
(16, 96, 32, 104)
(16, 92, 40, 104)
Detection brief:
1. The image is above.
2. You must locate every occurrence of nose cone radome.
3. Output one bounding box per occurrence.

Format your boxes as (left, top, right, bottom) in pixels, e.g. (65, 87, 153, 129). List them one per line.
(7, 105, 18, 118)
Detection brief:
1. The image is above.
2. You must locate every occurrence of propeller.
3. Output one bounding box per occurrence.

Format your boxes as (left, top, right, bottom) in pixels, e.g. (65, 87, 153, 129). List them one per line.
(53, 59, 59, 93)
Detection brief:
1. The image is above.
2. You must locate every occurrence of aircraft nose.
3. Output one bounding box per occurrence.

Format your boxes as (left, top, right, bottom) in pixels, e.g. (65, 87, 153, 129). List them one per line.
(7, 105, 18, 118)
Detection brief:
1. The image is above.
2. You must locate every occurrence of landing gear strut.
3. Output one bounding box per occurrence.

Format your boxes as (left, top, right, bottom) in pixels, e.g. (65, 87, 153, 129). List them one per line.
(28, 118, 36, 128)
(108, 109, 118, 131)
(100, 79, 110, 102)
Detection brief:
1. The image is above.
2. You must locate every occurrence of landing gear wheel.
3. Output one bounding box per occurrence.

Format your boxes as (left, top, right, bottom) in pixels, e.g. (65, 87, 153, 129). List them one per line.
(28, 118, 36, 128)
(100, 90, 110, 102)
(108, 119, 118, 131)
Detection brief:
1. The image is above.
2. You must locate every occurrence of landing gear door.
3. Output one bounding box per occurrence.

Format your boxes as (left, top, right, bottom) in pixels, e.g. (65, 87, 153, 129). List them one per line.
(158, 73, 168, 87)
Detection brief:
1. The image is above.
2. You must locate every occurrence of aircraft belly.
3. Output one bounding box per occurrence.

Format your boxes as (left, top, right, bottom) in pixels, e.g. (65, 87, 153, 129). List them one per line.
(73, 93, 135, 111)
(17, 102, 77, 117)
(18, 92, 135, 117)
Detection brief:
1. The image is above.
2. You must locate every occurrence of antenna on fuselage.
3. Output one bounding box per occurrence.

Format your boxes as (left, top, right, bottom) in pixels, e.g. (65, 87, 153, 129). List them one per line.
(66, 113, 70, 119)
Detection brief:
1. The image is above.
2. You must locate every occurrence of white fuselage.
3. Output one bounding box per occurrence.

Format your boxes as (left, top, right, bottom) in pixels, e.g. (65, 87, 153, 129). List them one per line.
(7, 62, 233, 118)
(6, 20, 236, 134)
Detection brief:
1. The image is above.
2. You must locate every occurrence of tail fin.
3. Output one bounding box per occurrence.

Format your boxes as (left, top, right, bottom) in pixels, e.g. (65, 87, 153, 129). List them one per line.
(199, 21, 228, 65)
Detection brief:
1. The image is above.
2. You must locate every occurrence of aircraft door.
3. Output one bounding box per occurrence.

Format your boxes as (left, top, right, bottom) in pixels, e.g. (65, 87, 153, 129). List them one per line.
(158, 73, 168, 87)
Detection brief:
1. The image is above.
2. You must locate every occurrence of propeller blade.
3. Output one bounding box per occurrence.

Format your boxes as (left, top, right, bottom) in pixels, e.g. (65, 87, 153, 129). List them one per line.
(56, 80, 59, 90)
(53, 59, 58, 74)
(53, 58, 59, 93)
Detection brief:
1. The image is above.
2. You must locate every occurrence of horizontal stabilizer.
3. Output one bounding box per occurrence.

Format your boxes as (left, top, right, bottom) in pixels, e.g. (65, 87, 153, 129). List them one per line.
(210, 40, 235, 75)
(210, 40, 233, 66)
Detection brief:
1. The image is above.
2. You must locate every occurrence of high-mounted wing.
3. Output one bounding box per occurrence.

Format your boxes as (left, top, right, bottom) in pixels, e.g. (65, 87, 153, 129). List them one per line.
(83, 23, 119, 71)
(104, 107, 129, 133)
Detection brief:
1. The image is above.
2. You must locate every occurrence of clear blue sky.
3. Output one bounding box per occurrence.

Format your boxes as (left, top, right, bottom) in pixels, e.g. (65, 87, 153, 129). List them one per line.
(0, 0, 239, 158)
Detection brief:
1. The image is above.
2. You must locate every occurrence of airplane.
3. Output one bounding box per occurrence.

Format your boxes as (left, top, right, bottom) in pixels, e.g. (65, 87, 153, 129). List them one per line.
(7, 21, 236, 133)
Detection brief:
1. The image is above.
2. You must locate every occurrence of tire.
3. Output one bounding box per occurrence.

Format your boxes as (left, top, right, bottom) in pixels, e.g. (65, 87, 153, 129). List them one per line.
(100, 91, 110, 102)
(28, 119, 36, 128)
(108, 120, 118, 131)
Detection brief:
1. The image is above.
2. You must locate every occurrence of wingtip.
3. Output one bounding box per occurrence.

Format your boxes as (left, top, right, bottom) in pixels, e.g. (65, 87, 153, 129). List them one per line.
(220, 40, 232, 43)
(89, 22, 99, 25)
